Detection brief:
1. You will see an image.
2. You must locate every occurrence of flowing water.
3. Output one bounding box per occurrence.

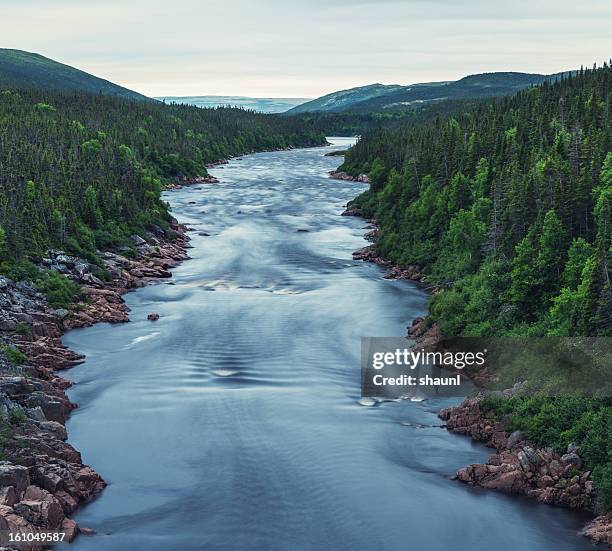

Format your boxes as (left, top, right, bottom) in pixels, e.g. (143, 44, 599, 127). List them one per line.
(63, 138, 592, 550)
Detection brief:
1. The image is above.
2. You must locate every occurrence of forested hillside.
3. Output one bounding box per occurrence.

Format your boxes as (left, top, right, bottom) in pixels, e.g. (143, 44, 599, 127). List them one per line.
(0, 87, 325, 263)
(343, 64, 611, 338)
(287, 71, 559, 115)
(341, 64, 612, 510)
(292, 97, 489, 136)
(0, 49, 149, 100)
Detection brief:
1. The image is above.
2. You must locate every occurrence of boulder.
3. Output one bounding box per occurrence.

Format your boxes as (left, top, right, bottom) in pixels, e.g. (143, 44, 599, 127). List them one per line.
(506, 430, 523, 449)
(560, 452, 583, 469)
(0, 463, 30, 496)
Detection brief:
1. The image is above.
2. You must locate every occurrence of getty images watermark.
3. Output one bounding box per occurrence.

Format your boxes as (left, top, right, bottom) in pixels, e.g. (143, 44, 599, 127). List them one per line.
(361, 337, 480, 399)
(361, 336, 612, 400)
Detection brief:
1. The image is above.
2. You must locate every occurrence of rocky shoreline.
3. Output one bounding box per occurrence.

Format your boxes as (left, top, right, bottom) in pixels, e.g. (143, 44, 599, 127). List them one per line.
(0, 220, 190, 549)
(329, 170, 370, 183)
(440, 396, 612, 546)
(341, 196, 612, 547)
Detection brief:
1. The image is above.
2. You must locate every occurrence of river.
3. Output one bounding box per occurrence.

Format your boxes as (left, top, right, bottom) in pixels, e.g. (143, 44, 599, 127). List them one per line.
(63, 138, 592, 550)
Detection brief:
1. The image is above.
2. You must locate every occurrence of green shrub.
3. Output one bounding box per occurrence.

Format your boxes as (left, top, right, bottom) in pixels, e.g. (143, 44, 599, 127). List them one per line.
(0, 260, 83, 309)
(593, 463, 612, 511)
(35, 270, 83, 309)
(0, 344, 28, 365)
(8, 408, 27, 426)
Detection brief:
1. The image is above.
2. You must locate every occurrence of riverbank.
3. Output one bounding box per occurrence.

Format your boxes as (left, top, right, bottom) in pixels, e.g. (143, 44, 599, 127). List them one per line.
(340, 188, 611, 547)
(439, 397, 611, 546)
(0, 220, 190, 549)
(341, 200, 442, 348)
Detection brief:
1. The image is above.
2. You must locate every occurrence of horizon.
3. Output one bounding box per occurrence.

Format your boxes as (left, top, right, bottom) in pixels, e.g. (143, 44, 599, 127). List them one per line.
(2, 0, 610, 97)
(2, 46, 605, 102)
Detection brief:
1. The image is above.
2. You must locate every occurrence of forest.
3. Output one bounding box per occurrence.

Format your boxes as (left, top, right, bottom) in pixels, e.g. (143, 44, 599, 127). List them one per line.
(340, 64, 612, 510)
(0, 88, 325, 264)
(289, 97, 489, 136)
(342, 64, 610, 338)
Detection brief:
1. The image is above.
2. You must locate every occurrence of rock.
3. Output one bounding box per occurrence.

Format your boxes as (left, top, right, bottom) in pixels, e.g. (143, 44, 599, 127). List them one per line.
(537, 475, 554, 489)
(581, 513, 612, 545)
(341, 206, 361, 217)
(484, 469, 529, 494)
(0, 504, 42, 550)
(560, 452, 583, 469)
(441, 393, 598, 540)
(329, 171, 370, 183)
(0, 463, 30, 496)
(548, 459, 563, 478)
(52, 309, 70, 320)
(147, 313, 160, 321)
(130, 234, 147, 246)
(518, 447, 541, 472)
(506, 430, 523, 449)
(0, 486, 18, 507)
(61, 517, 79, 542)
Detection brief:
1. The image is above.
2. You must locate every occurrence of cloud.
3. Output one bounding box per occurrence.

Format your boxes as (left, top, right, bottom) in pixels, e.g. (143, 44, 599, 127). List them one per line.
(1, 0, 610, 97)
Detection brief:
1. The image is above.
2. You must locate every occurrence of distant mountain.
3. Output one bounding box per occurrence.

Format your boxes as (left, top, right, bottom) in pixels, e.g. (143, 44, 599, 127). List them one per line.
(0, 49, 150, 100)
(287, 72, 566, 114)
(286, 84, 406, 114)
(157, 96, 311, 114)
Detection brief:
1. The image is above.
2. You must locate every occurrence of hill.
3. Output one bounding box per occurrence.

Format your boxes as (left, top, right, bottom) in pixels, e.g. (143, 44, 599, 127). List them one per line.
(0, 87, 325, 264)
(0, 49, 150, 100)
(286, 83, 406, 114)
(287, 72, 563, 114)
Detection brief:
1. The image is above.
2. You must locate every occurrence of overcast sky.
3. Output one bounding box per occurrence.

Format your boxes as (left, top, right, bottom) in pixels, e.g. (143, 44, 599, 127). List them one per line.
(3, 0, 611, 97)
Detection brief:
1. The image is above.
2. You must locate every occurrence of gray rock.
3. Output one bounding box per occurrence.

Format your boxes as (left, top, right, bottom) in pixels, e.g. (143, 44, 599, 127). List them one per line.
(26, 406, 46, 422)
(560, 452, 583, 469)
(0, 462, 30, 495)
(506, 430, 523, 449)
(130, 234, 147, 246)
(52, 309, 70, 320)
(518, 447, 541, 472)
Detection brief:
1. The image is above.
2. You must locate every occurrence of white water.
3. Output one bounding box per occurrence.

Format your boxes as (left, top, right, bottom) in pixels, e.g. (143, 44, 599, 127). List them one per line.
(63, 138, 591, 550)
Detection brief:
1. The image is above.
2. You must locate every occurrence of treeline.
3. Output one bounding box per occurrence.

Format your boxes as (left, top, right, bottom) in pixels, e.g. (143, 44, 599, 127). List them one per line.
(342, 64, 611, 338)
(289, 97, 487, 136)
(342, 63, 612, 511)
(0, 89, 325, 262)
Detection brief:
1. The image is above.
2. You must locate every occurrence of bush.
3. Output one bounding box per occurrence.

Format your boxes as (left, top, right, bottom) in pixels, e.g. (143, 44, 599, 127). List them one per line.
(593, 463, 612, 511)
(8, 408, 27, 426)
(35, 270, 83, 309)
(0, 344, 28, 365)
(0, 260, 83, 309)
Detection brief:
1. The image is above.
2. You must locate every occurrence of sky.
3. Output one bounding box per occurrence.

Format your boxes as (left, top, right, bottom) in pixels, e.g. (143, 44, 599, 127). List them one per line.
(2, 0, 611, 98)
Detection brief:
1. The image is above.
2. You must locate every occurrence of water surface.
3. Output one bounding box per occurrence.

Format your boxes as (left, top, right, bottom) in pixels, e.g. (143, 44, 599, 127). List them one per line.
(64, 138, 591, 550)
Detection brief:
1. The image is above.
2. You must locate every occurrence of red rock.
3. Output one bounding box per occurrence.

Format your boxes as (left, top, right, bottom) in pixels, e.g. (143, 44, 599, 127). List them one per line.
(537, 475, 555, 488)
(581, 513, 612, 545)
(61, 517, 78, 542)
